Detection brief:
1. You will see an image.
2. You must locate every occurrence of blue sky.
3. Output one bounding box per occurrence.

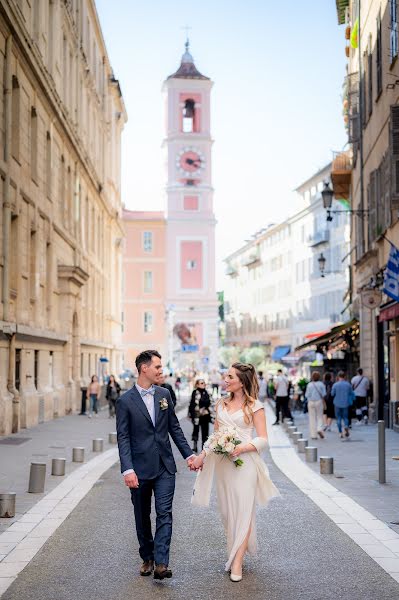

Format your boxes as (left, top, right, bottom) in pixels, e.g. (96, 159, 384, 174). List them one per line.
(96, 0, 347, 284)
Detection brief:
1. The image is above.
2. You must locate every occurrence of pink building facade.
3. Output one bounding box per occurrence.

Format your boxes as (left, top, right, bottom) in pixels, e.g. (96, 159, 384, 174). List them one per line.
(122, 211, 167, 369)
(163, 43, 219, 370)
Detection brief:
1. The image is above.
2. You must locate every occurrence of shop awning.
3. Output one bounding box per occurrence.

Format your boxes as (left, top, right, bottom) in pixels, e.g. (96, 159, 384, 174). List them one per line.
(304, 329, 329, 340)
(271, 345, 291, 361)
(379, 302, 399, 323)
(295, 318, 359, 351)
(281, 350, 316, 364)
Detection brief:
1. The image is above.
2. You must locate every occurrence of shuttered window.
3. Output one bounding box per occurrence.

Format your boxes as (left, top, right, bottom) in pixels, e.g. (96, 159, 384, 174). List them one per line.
(391, 0, 398, 63)
(390, 105, 399, 206)
(376, 12, 382, 97)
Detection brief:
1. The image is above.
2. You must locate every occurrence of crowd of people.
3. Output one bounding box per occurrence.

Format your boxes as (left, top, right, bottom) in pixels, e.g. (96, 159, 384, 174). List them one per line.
(263, 367, 370, 440)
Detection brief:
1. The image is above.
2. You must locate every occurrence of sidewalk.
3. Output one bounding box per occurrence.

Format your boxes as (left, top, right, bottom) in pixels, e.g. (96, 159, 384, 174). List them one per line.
(0, 394, 190, 537)
(270, 402, 399, 532)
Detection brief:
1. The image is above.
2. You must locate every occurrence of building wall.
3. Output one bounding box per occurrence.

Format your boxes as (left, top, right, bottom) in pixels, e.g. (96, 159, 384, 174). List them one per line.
(0, 0, 126, 434)
(343, 0, 399, 425)
(224, 165, 350, 357)
(122, 211, 167, 369)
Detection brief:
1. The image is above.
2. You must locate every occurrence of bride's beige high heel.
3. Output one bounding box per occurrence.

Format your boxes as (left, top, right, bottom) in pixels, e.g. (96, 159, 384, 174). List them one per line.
(230, 572, 243, 582)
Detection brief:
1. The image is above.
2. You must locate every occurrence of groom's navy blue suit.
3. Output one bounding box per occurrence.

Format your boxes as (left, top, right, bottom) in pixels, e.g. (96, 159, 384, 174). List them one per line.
(116, 384, 192, 566)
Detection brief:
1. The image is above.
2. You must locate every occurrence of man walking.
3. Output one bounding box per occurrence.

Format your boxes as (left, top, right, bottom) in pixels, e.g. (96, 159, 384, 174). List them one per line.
(331, 371, 355, 439)
(258, 371, 267, 402)
(116, 350, 195, 580)
(272, 369, 291, 425)
(351, 368, 370, 424)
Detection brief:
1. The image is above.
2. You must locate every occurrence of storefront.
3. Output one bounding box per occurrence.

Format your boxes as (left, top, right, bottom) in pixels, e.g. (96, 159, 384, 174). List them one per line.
(377, 301, 399, 430)
(295, 318, 360, 377)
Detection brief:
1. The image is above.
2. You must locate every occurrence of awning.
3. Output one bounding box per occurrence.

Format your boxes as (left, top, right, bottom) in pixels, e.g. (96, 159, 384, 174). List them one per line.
(271, 345, 291, 361)
(304, 330, 329, 340)
(281, 350, 316, 364)
(295, 318, 359, 351)
(379, 302, 399, 323)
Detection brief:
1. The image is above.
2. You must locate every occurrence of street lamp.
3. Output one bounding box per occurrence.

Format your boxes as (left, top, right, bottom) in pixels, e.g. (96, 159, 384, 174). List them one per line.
(318, 252, 327, 277)
(321, 180, 369, 222)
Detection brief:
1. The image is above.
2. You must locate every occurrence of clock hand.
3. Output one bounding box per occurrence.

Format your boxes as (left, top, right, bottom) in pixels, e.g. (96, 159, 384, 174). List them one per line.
(185, 158, 201, 167)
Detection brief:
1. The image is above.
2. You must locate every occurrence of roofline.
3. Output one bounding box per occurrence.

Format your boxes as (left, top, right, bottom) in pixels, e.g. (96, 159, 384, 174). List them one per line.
(294, 162, 332, 193)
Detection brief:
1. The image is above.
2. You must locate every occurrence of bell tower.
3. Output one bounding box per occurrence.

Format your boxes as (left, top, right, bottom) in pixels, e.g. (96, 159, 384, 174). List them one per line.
(163, 41, 218, 370)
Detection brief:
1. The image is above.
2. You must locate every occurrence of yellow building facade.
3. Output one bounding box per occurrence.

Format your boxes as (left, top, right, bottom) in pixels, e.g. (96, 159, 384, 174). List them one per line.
(0, 0, 127, 434)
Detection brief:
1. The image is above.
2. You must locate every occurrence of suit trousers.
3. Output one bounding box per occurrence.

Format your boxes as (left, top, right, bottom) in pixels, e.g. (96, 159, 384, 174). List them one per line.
(130, 461, 175, 566)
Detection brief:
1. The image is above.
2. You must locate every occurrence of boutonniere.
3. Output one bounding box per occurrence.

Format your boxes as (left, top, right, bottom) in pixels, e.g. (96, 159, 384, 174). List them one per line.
(159, 398, 169, 411)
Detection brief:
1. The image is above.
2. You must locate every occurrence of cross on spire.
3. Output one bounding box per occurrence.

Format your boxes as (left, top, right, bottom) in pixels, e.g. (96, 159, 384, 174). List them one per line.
(181, 25, 192, 50)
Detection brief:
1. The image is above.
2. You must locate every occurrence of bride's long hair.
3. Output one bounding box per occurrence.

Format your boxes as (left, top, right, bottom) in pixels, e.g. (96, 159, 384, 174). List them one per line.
(227, 362, 259, 425)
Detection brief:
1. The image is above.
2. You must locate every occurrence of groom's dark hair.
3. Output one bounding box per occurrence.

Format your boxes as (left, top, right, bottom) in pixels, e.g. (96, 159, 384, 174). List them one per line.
(135, 350, 162, 373)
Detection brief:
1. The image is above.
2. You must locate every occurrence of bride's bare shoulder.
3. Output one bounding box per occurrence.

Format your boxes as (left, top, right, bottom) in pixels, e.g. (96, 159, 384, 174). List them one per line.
(253, 399, 265, 413)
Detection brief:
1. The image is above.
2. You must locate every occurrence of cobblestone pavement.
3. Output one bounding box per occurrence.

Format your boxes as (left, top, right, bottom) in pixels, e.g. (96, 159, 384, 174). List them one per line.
(2, 419, 399, 600)
(280, 404, 399, 532)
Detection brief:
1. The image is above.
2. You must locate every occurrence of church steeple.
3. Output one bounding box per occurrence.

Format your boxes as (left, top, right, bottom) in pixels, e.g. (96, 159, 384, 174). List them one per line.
(167, 40, 209, 80)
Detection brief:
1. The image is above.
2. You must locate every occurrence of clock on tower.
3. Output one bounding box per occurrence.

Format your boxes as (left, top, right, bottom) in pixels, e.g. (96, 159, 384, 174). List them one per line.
(163, 40, 218, 371)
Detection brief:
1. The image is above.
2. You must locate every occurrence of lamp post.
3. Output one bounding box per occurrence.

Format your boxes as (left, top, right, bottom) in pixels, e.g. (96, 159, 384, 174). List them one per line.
(321, 181, 368, 222)
(318, 252, 327, 277)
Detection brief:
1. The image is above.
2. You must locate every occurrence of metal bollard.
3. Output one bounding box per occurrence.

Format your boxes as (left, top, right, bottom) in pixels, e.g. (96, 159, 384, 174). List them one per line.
(51, 458, 66, 476)
(108, 432, 117, 444)
(28, 462, 46, 493)
(92, 438, 104, 452)
(298, 438, 308, 453)
(378, 420, 386, 484)
(292, 431, 303, 445)
(320, 456, 334, 475)
(0, 493, 16, 518)
(287, 426, 297, 438)
(283, 421, 293, 431)
(72, 447, 85, 463)
(305, 446, 317, 463)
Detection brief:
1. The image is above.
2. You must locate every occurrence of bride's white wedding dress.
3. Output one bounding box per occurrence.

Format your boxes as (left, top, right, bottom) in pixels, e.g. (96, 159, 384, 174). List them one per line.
(192, 399, 279, 571)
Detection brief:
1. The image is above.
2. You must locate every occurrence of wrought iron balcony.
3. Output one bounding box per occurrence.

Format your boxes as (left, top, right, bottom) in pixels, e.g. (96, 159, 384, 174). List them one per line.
(307, 229, 330, 247)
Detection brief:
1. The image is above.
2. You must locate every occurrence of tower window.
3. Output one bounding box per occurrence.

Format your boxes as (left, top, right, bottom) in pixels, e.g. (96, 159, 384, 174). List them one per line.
(187, 259, 197, 270)
(144, 311, 153, 333)
(143, 231, 153, 252)
(182, 99, 195, 133)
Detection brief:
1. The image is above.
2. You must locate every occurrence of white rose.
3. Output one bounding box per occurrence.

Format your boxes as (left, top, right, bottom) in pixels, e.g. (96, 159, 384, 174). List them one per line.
(225, 442, 235, 453)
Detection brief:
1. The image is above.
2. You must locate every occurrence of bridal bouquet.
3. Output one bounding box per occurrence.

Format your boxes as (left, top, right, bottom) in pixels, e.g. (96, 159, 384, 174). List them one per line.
(204, 426, 244, 467)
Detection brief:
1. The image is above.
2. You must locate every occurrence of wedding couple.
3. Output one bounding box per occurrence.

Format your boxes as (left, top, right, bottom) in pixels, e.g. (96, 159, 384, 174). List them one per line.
(116, 349, 279, 583)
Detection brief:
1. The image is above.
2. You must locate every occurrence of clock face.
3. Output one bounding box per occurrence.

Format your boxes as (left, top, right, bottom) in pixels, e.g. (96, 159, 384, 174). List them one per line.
(176, 147, 205, 177)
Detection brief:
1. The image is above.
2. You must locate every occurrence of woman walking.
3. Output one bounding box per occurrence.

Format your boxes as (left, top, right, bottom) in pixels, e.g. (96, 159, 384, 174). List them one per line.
(188, 379, 212, 453)
(323, 372, 334, 432)
(191, 363, 279, 582)
(305, 371, 326, 440)
(87, 375, 101, 418)
(106, 374, 121, 418)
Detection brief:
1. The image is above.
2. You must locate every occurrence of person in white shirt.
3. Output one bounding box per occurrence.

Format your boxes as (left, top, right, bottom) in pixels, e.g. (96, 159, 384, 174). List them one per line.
(351, 368, 370, 424)
(305, 371, 326, 439)
(258, 371, 267, 402)
(272, 369, 291, 425)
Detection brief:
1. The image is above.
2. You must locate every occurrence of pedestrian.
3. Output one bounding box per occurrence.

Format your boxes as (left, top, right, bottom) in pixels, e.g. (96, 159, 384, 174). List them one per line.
(210, 369, 221, 398)
(87, 375, 101, 418)
(331, 371, 355, 439)
(351, 368, 370, 424)
(116, 350, 195, 580)
(174, 375, 182, 399)
(322, 372, 334, 432)
(272, 369, 292, 425)
(159, 372, 177, 406)
(305, 371, 326, 440)
(188, 378, 212, 452)
(106, 374, 121, 418)
(258, 370, 267, 402)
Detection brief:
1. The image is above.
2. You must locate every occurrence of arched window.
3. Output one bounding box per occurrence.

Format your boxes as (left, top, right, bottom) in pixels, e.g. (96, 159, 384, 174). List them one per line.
(182, 99, 195, 133)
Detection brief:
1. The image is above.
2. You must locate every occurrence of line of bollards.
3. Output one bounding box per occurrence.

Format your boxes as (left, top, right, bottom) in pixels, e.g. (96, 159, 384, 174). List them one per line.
(0, 431, 118, 519)
(282, 419, 334, 475)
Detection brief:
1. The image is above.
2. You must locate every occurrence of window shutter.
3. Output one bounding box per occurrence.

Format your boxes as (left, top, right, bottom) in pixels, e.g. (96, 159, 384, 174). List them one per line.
(368, 171, 377, 247)
(390, 105, 399, 207)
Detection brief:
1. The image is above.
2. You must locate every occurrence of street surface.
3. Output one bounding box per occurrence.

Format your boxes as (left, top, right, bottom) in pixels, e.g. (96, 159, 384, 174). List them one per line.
(2, 419, 399, 600)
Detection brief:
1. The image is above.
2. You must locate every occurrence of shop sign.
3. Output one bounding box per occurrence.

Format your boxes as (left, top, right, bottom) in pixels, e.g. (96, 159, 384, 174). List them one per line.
(379, 302, 399, 322)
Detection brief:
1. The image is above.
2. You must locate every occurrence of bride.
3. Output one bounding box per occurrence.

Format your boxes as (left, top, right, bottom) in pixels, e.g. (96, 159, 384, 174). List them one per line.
(191, 362, 279, 582)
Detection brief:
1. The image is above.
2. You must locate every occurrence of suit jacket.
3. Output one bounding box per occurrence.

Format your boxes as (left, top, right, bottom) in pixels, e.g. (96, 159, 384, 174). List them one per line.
(116, 384, 192, 479)
(160, 382, 177, 406)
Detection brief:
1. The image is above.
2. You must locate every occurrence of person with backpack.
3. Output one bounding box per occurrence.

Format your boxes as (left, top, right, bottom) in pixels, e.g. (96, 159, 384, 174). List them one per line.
(351, 368, 370, 424)
(305, 371, 326, 439)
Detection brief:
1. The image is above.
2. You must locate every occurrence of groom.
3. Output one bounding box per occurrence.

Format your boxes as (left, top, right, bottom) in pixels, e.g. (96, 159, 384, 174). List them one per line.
(116, 349, 195, 580)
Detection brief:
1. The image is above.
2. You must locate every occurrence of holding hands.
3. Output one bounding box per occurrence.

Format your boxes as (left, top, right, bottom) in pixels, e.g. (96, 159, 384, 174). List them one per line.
(187, 453, 205, 472)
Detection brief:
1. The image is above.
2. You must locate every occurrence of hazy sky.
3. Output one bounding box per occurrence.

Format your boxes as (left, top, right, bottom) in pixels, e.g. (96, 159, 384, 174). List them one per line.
(96, 0, 347, 285)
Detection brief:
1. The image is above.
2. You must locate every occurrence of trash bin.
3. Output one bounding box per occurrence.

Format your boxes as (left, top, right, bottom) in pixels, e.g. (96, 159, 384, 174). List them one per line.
(80, 387, 87, 415)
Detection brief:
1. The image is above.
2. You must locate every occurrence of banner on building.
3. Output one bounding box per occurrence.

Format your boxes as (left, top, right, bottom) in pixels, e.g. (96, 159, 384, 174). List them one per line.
(383, 243, 399, 303)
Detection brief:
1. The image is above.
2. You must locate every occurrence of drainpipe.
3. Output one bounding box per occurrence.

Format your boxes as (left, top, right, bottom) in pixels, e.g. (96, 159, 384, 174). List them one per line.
(8, 331, 19, 433)
(2, 35, 12, 322)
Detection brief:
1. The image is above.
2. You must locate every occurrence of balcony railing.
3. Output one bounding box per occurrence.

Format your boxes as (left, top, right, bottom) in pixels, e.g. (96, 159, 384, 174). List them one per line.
(242, 247, 261, 268)
(307, 229, 330, 247)
(226, 265, 238, 277)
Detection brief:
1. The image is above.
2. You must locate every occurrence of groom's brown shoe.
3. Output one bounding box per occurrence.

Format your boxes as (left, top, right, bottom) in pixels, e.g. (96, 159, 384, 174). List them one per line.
(140, 560, 154, 576)
(153, 564, 172, 580)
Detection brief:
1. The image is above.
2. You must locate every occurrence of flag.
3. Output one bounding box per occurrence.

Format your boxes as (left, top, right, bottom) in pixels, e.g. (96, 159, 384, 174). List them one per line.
(383, 243, 399, 303)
